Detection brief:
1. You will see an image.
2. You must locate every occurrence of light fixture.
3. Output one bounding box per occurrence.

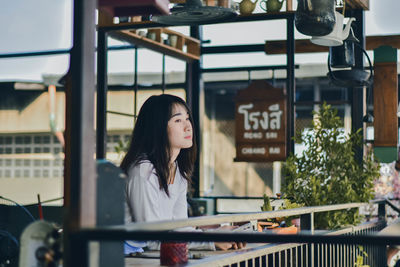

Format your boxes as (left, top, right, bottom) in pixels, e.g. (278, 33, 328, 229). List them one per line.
(152, 0, 237, 26)
(397, 102, 400, 117)
(362, 113, 374, 123)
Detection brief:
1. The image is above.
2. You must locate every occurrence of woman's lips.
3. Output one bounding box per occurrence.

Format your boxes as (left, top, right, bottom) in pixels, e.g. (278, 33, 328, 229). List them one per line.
(184, 136, 192, 139)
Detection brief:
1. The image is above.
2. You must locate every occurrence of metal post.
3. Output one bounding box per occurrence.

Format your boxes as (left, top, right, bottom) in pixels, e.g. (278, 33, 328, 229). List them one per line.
(378, 201, 387, 223)
(162, 54, 166, 94)
(286, 14, 295, 156)
(301, 212, 314, 267)
(64, 0, 96, 266)
(351, 9, 365, 163)
(134, 47, 138, 119)
(187, 26, 203, 198)
(96, 29, 108, 159)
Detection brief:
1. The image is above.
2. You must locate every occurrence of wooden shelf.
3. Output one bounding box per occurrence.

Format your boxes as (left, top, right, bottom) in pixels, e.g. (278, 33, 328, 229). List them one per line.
(109, 28, 200, 62)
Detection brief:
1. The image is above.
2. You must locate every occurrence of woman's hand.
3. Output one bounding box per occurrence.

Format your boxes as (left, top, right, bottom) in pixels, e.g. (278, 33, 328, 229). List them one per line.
(215, 242, 246, 250)
(214, 225, 246, 250)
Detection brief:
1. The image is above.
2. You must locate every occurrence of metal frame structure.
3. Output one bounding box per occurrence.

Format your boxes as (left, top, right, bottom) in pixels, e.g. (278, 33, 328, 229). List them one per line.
(95, 12, 297, 197)
(62, 1, 367, 265)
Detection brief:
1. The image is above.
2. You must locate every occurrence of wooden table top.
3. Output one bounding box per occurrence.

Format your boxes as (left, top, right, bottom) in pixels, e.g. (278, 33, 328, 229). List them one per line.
(125, 243, 266, 266)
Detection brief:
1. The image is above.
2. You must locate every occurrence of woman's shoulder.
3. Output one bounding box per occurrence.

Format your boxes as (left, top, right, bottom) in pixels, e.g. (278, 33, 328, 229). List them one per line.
(128, 159, 157, 178)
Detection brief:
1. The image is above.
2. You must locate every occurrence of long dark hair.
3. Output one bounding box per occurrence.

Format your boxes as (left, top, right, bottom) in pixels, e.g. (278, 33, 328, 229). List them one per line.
(120, 94, 197, 196)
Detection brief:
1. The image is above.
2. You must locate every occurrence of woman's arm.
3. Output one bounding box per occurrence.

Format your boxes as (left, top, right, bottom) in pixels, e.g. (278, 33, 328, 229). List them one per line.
(126, 162, 162, 222)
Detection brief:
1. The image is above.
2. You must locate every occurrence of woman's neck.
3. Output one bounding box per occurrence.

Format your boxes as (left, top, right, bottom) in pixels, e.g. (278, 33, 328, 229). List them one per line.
(170, 148, 180, 165)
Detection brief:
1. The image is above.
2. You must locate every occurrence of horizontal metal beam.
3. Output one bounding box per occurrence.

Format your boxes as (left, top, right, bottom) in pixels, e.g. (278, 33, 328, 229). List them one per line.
(0, 49, 71, 59)
(201, 44, 265, 54)
(75, 229, 400, 246)
(202, 65, 298, 73)
(106, 110, 135, 117)
(104, 202, 373, 232)
(0, 45, 138, 59)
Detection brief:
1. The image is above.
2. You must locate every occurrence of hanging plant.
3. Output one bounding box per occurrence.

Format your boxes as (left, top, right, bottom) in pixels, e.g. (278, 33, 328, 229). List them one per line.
(282, 103, 380, 229)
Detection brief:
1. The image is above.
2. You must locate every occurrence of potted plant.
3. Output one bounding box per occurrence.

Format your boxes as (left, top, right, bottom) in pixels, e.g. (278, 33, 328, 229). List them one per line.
(258, 194, 303, 233)
(282, 103, 380, 229)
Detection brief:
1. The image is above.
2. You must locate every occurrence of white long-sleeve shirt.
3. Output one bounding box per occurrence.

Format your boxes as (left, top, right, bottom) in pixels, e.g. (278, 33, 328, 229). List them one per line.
(125, 160, 215, 250)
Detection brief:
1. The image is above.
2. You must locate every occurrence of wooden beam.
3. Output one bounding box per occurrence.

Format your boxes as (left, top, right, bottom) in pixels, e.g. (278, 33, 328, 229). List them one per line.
(366, 35, 400, 50)
(373, 62, 398, 147)
(265, 35, 400, 54)
(345, 0, 369, 10)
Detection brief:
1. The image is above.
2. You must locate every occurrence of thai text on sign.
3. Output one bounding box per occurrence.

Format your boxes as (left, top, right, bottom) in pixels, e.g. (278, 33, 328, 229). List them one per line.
(238, 103, 283, 140)
(235, 80, 287, 162)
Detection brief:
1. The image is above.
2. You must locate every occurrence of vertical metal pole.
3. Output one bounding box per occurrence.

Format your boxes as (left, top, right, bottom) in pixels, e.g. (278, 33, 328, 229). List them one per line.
(187, 26, 203, 198)
(378, 201, 387, 223)
(64, 0, 96, 266)
(96, 29, 108, 159)
(162, 54, 166, 94)
(286, 14, 295, 156)
(134, 47, 138, 119)
(300, 212, 314, 267)
(352, 9, 365, 163)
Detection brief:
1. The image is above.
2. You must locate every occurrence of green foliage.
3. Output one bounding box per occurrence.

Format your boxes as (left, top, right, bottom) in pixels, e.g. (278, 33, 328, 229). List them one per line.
(277, 199, 304, 226)
(282, 103, 380, 229)
(261, 194, 273, 212)
(260, 194, 304, 226)
(114, 139, 129, 155)
(354, 246, 370, 267)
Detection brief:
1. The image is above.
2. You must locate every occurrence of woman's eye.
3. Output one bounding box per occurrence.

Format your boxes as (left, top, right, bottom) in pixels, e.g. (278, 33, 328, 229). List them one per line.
(175, 119, 181, 123)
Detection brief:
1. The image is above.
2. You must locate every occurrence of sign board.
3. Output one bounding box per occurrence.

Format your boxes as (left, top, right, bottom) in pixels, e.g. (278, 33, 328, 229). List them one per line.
(235, 80, 287, 162)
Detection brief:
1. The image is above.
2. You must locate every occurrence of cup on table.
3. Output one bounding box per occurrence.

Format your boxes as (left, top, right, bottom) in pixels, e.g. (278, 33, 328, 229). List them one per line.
(169, 35, 178, 48)
(160, 242, 188, 265)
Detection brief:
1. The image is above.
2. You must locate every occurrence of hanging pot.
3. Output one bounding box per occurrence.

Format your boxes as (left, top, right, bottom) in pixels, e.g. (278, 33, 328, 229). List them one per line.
(329, 41, 355, 68)
(295, 0, 336, 36)
(327, 43, 373, 88)
(329, 27, 359, 68)
(310, 12, 356, 47)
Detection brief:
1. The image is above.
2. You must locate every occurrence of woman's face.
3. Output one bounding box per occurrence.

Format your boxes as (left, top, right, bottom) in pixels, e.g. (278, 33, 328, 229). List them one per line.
(167, 104, 193, 152)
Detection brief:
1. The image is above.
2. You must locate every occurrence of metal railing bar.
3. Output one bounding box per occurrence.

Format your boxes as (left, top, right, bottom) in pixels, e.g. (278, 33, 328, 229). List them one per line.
(386, 199, 400, 214)
(0, 45, 138, 59)
(335, 244, 339, 267)
(188, 243, 299, 267)
(278, 251, 280, 267)
(118, 202, 373, 231)
(306, 244, 309, 267)
(272, 253, 275, 266)
(74, 229, 400, 246)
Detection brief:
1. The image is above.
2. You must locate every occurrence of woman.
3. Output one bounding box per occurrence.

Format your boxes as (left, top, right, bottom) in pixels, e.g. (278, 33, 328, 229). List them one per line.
(121, 94, 243, 251)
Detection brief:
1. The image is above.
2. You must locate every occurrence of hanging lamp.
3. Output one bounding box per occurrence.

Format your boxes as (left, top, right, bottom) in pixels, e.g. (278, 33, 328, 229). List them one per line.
(152, 0, 237, 26)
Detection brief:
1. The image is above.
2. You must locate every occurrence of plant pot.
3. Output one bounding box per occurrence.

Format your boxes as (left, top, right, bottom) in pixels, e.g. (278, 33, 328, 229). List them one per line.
(291, 218, 300, 228)
(271, 225, 298, 234)
(257, 221, 278, 232)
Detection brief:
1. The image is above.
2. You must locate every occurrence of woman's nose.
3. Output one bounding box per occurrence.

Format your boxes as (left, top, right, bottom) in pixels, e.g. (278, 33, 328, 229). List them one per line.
(185, 121, 192, 131)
